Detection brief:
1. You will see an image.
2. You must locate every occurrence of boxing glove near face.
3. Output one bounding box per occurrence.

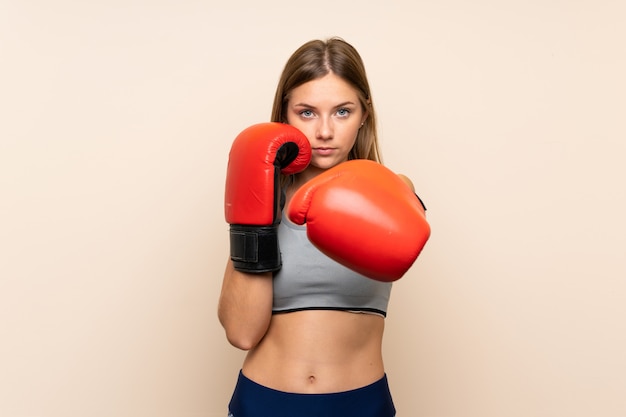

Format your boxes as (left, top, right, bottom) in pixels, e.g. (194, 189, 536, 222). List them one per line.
(287, 159, 430, 282)
(225, 123, 311, 272)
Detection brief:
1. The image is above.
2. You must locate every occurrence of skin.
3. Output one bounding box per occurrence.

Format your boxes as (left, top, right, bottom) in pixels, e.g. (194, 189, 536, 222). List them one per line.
(218, 72, 416, 393)
(285, 72, 368, 185)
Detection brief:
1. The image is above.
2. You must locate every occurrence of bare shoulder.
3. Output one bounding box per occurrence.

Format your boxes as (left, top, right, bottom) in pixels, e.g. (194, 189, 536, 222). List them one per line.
(397, 174, 415, 192)
(397, 173, 427, 213)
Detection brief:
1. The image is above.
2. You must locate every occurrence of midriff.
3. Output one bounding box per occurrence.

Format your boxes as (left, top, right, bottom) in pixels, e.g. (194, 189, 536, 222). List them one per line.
(241, 309, 385, 393)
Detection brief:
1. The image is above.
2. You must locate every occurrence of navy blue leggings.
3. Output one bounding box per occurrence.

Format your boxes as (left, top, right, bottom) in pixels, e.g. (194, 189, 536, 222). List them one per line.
(228, 370, 396, 417)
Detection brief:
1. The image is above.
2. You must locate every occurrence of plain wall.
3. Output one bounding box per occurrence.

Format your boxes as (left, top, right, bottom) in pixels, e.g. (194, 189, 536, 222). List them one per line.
(1, 1, 625, 416)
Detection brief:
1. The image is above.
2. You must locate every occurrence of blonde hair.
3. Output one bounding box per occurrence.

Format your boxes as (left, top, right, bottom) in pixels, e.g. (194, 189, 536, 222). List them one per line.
(271, 37, 382, 163)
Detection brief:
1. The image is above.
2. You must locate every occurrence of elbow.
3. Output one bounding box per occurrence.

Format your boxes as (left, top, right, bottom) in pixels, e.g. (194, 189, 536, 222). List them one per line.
(225, 332, 262, 351)
(222, 326, 266, 351)
(219, 313, 268, 351)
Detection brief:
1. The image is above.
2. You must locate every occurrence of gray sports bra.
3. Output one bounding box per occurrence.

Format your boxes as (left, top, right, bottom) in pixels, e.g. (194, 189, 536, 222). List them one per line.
(272, 216, 392, 317)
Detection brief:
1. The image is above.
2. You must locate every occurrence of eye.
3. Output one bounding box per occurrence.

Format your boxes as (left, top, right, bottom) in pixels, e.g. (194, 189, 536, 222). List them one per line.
(299, 109, 314, 118)
(336, 108, 351, 117)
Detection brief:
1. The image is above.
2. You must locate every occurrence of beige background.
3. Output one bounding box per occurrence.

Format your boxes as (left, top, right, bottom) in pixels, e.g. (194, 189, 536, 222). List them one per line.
(1, 1, 625, 416)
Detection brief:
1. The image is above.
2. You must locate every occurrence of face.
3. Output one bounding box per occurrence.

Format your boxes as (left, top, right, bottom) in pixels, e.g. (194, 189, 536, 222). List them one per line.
(285, 73, 367, 177)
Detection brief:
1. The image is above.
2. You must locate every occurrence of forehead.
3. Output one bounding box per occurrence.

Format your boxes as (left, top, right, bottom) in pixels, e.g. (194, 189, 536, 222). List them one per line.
(289, 73, 360, 105)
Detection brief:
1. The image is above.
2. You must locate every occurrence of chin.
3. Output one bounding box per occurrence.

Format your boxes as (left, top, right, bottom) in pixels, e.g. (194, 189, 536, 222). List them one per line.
(312, 161, 339, 171)
(315, 157, 349, 170)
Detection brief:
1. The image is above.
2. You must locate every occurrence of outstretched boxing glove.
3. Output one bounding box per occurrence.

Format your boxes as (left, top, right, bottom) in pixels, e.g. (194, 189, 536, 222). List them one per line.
(287, 159, 430, 282)
(225, 123, 311, 272)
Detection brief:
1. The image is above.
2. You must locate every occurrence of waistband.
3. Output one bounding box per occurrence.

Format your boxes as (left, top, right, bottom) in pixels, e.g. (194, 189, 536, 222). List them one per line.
(228, 370, 396, 417)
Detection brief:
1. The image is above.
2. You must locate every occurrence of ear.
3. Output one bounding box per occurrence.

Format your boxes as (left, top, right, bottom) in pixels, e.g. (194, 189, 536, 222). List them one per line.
(360, 109, 369, 126)
(361, 98, 371, 124)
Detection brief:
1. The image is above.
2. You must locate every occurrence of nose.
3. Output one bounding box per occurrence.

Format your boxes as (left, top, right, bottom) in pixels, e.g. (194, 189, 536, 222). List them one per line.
(316, 116, 333, 140)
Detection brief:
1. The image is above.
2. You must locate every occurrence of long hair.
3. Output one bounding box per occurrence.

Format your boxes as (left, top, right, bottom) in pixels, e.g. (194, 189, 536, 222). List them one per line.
(271, 37, 382, 163)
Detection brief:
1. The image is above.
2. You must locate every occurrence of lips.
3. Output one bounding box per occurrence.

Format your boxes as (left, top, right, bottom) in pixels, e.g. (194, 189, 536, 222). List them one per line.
(313, 147, 335, 156)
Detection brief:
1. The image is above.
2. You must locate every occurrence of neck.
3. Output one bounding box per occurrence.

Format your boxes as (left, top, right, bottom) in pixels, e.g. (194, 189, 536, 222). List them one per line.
(293, 166, 324, 189)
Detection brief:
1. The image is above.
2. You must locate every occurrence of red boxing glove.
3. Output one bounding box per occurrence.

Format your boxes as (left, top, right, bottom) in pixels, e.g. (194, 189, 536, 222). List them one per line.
(225, 123, 311, 272)
(287, 159, 430, 282)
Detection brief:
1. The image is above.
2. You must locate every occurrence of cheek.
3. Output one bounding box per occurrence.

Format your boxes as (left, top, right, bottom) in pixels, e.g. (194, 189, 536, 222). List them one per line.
(339, 124, 361, 144)
(285, 118, 314, 141)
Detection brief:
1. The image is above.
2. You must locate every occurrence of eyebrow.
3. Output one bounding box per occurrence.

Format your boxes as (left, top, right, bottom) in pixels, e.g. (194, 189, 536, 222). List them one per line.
(292, 101, 357, 109)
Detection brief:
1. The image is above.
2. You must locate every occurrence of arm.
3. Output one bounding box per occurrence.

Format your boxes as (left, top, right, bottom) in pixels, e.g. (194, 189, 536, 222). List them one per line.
(288, 160, 431, 282)
(220, 123, 311, 349)
(398, 173, 426, 216)
(217, 258, 273, 350)
(397, 173, 415, 192)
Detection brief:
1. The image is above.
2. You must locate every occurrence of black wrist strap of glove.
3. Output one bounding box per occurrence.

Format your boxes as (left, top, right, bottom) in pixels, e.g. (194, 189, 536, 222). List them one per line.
(229, 224, 281, 273)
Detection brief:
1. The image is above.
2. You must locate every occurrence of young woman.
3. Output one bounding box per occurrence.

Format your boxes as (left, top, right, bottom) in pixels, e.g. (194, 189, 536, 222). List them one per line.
(219, 37, 428, 417)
